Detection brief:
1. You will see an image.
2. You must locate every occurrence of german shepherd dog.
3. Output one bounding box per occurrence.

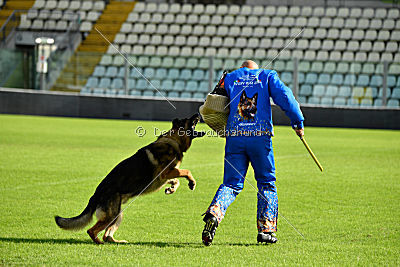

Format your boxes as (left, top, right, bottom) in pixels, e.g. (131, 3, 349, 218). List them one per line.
(238, 91, 258, 121)
(55, 114, 205, 244)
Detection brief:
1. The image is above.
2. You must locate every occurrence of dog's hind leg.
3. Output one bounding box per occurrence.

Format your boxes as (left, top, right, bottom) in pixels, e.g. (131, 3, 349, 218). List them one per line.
(102, 213, 128, 244)
(165, 178, 180, 195)
(87, 219, 109, 244)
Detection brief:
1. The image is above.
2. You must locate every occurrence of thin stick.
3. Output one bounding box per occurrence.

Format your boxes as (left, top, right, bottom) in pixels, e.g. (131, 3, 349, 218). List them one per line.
(300, 137, 323, 172)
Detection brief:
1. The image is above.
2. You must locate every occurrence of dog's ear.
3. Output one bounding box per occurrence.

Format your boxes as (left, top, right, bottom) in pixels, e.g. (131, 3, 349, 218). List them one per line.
(240, 90, 247, 101)
(172, 118, 180, 129)
(252, 93, 258, 104)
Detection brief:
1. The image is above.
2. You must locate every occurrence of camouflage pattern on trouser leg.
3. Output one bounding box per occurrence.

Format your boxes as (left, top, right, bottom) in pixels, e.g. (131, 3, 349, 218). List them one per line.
(257, 181, 278, 233)
(206, 184, 239, 224)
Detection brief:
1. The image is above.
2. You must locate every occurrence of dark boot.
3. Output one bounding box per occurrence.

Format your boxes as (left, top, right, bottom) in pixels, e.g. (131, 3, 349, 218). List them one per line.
(202, 213, 218, 246)
(257, 232, 278, 244)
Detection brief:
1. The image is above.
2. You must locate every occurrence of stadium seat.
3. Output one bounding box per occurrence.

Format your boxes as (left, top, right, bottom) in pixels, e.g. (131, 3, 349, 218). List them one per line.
(325, 86, 339, 97)
(321, 97, 333, 106)
(378, 88, 391, 98)
(105, 67, 118, 77)
(308, 97, 320, 105)
(338, 86, 351, 98)
(356, 75, 370, 87)
(161, 80, 173, 92)
(99, 78, 111, 89)
(343, 74, 356, 86)
(391, 89, 400, 99)
(352, 87, 365, 98)
(360, 98, 373, 106)
(173, 80, 185, 92)
(111, 79, 124, 90)
(348, 98, 360, 106)
(318, 74, 330, 85)
(387, 99, 399, 107)
(313, 85, 325, 97)
(364, 87, 378, 98)
(333, 97, 347, 106)
(85, 77, 98, 89)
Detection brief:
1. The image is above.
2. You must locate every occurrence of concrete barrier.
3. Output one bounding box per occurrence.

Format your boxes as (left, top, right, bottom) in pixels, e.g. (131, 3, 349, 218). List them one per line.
(1, 88, 399, 129)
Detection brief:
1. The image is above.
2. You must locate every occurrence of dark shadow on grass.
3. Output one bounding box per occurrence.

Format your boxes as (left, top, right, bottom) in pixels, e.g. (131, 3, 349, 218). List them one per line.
(0, 237, 263, 248)
(0, 237, 92, 245)
(0, 237, 203, 247)
(127, 241, 203, 248)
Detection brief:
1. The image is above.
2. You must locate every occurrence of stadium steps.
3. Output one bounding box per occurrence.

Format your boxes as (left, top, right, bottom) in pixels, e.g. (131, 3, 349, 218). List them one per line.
(0, 1, 35, 31)
(52, 1, 136, 92)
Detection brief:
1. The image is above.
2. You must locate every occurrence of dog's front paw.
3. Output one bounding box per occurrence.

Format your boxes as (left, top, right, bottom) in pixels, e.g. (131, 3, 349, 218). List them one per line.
(188, 180, 196, 191)
(165, 187, 175, 195)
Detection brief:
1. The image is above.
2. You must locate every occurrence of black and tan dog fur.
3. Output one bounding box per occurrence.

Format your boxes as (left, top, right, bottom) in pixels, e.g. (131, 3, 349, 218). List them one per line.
(55, 114, 205, 244)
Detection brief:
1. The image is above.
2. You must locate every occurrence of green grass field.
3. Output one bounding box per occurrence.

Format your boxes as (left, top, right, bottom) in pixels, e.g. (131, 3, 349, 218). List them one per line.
(0, 114, 399, 266)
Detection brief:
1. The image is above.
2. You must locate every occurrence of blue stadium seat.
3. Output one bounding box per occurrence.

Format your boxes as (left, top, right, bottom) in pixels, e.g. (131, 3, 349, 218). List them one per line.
(387, 76, 396, 87)
(137, 56, 150, 67)
(298, 73, 305, 84)
(193, 92, 205, 99)
(81, 87, 91, 94)
(168, 91, 179, 98)
(391, 88, 400, 99)
(308, 96, 320, 105)
(85, 77, 98, 88)
(297, 96, 307, 104)
(161, 80, 173, 91)
(173, 80, 185, 92)
(343, 74, 356, 86)
(144, 67, 155, 78)
(310, 62, 323, 73)
(348, 98, 359, 106)
(397, 77, 400, 87)
(179, 69, 192, 80)
(130, 90, 141, 96)
(281, 72, 292, 84)
(320, 97, 333, 105)
(142, 90, 154, 97)
(331, 74, 343, 85)
(356, 75, 369, 87)
(136, 79, 148, 90)
(148, 79, 161, 91)
(299, 84, 312, 96)
(105, 89, 117, 95)
(93, 66, 106, 77)
(155, 68, 168, 79)
(378, 88, 391, 98)
(111, 78, 124, 89)
(198, 81, 209, 93)
(99, 78, 111, 88)
(181, 92, 192, 98)
(117, 67, 127, 78)
(370, 75, 382, 87)
(305, 73, 318, 84)
(128, 79, 136, 89)
(105, 66, 118, 77)
(193, 69, 205, 81)
(186, 81, 199, 92)
(387, 99, 399, 107)
(168, 68, 180, 80)
(313, 85, 325, 97)
(338, 86, 351, 98)
(374, 98, 383, 107)
(333, 97, 347, 106)
(325, 85, 338, 97)
(93, 88, 104, 95)
(130, 67, 143, 78)
(318, 73, 330, 85)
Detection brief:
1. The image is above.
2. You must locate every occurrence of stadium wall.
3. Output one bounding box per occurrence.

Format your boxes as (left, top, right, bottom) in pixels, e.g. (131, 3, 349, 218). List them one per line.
(0, 88, 399, 130)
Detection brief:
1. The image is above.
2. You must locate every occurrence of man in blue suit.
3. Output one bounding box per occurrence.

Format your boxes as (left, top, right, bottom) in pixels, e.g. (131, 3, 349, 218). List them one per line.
(202, 60, 304, 246)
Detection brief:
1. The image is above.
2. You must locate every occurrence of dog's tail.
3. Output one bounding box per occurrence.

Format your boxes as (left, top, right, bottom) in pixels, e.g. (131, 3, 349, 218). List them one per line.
(55, 196, 97, 231)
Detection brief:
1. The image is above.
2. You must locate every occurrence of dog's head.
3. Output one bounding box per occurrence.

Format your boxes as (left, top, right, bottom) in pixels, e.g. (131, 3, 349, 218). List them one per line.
(170, 114, 205, 152)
